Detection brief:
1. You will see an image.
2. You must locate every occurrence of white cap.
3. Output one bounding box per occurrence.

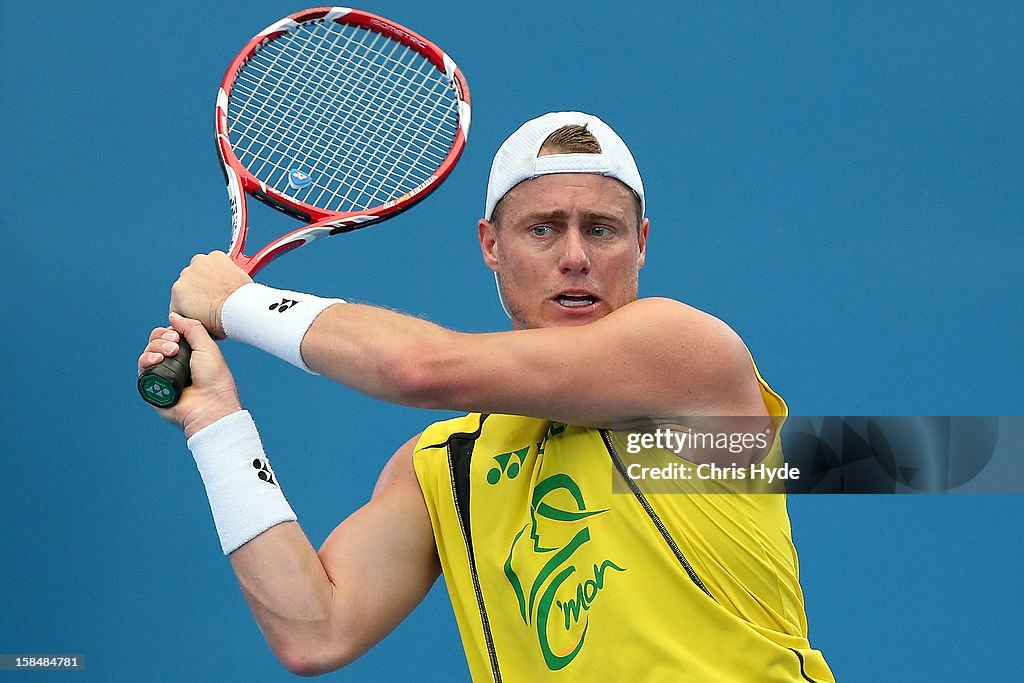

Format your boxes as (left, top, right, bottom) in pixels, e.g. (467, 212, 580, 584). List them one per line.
(484, 111, 645, 220)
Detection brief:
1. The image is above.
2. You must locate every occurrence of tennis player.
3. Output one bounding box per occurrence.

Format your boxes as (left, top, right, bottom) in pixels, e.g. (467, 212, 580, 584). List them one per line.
(140, 112, 834, 681)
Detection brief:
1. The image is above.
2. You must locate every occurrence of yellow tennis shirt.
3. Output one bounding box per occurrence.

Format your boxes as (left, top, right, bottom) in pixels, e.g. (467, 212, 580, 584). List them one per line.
(412, 375, 834, 682)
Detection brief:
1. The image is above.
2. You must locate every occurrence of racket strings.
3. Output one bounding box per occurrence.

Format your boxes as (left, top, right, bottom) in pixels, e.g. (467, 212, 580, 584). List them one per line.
(270, 23, 448, 207)
(236, 28, 404, 199)
(238, 24, 349, 181)
(234, 20, 452, 194)
(232, 24, 432, 205)
(246, 23, 427, 193)
(309, 35, 456, 209)
(228, 18, 459, 214)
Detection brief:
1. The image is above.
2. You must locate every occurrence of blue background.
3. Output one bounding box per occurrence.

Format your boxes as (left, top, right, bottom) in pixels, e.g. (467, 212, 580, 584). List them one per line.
(1, 1, 1021, 680)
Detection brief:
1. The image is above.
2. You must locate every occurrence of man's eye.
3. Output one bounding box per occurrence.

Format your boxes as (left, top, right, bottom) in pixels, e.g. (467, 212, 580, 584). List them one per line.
(592, 226, 613, 237)
(530, 225, 552, 236)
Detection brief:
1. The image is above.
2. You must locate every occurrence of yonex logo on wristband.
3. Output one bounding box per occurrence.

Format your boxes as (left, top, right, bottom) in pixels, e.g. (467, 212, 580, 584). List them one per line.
(269, 298, 300, 313)
(252, 458, 279, 486)
(187, 411, 297, 554)
(222, 283, 343, 374)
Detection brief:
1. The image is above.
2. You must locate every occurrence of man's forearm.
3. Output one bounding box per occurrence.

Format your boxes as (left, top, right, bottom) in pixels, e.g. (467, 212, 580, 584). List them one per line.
(229, 524, 349, 676)
(300, 303, 464, 408)
(185, 410, 353, 675)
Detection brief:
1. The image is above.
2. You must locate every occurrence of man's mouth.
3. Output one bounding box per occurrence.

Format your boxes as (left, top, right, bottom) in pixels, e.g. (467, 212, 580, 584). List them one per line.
(555, 293, 599, 308)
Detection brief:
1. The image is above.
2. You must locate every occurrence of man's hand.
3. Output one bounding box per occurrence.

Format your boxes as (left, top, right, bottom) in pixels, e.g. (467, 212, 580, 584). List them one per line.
(138, 313, 243, 438)
(170, 251, 253, 338)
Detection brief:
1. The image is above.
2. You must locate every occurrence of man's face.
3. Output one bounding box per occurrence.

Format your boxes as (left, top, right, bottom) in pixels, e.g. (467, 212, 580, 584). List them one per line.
(479, 173, 649, 330)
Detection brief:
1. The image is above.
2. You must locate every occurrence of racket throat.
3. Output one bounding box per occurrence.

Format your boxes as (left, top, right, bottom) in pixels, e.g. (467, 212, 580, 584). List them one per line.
(252, 188, 312, 223)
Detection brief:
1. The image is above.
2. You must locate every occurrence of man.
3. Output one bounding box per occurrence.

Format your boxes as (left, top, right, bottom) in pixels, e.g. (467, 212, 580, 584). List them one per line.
(139, 112, 834, 681)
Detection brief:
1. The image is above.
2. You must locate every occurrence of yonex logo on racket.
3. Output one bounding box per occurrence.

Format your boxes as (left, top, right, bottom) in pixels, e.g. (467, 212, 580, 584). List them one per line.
(139, 376, 174, 406)
(368, 18, 426, 49)
(287, 168, 312, 190)
(269, 298, 299, 313)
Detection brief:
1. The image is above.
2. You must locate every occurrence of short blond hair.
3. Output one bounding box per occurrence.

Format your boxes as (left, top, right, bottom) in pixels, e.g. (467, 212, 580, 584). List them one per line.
(539, 124, 602, 155)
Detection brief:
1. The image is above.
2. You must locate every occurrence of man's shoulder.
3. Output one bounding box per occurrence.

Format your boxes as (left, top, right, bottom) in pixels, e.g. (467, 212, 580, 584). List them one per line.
(619, 296, 730, 329)
(615, 297, 749, 369)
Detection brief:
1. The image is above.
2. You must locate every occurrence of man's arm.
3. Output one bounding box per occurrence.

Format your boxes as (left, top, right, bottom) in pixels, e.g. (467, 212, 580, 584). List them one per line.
(139, 318, 439, 676)
(169, 253, 767, 428)
(229, 436, 439, 676)
(300, 296, 767, 427)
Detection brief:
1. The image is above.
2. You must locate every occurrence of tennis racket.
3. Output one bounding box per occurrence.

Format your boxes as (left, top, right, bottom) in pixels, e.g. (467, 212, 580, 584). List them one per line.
(138, 6, 471, 408)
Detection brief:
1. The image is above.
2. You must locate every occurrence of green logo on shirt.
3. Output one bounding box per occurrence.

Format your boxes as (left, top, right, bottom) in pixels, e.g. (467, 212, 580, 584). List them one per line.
(487, 445, 529, 484)
(503, 472, 625, 670)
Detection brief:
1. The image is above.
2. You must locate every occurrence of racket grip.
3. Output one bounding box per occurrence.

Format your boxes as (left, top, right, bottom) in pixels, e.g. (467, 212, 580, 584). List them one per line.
(138, 336, 193, 408)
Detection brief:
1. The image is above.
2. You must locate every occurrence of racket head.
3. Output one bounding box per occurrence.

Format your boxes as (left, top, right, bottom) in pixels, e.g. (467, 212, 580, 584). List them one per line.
(217, 6, 471, 274)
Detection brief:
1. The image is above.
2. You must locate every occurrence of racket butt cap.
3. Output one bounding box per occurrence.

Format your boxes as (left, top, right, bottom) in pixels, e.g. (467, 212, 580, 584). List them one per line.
(138, 339, 192, 408)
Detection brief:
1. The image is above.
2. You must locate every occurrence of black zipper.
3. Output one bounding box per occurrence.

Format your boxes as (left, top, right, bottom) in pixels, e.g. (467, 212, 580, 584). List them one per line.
(788, 648, 820, 683)
(600, 429, 714, 599)
(447, 432, 503, 682)
(604, 431, 828, 681)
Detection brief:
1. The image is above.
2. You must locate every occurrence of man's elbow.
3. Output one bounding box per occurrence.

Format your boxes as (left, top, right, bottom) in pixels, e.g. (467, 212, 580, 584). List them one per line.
(275, 639, 360, 678)
(268, 619, 365, 677)
(279, 651, 334, 678)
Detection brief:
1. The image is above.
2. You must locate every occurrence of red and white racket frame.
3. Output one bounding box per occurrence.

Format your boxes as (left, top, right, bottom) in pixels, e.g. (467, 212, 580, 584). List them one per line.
(215, 6, 471, 275)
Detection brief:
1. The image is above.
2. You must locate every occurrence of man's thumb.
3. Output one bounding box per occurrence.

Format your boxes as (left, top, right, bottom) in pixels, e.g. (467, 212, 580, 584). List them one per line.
(169, 313, 213, 349)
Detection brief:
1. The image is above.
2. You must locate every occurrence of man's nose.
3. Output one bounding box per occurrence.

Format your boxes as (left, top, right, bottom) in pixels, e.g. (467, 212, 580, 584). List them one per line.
(558, 229, 591, 274)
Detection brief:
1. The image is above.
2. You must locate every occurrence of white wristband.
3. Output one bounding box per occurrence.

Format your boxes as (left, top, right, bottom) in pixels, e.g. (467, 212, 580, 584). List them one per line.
(222, 282, 345, 373)
(186, 410, 297, 555)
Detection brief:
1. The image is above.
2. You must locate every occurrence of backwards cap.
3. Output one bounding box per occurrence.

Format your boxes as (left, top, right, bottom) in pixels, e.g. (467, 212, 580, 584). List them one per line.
(484, 112, 645, 220)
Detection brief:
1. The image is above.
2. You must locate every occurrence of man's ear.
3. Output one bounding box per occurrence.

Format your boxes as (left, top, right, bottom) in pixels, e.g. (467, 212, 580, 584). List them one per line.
(479, 219, 501, 272)
(637, 217, 650, 269)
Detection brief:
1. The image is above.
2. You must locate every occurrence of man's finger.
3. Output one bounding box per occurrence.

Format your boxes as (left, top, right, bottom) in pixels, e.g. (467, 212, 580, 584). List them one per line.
(138, 333, 183, 372)
(169, 313, 218, 353)
(149, 326, 180, 342)
(138, 350, 166, 374)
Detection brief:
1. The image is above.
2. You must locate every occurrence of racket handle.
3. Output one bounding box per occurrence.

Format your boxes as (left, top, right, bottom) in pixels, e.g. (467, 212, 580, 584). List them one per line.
(138, 337, 193, 408)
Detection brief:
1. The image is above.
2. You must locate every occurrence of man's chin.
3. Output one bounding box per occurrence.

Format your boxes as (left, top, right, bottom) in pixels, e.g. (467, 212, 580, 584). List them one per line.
(513, 312, 599, 330)
(543, 301, 607, 327)
(507, 299, 610, 329)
